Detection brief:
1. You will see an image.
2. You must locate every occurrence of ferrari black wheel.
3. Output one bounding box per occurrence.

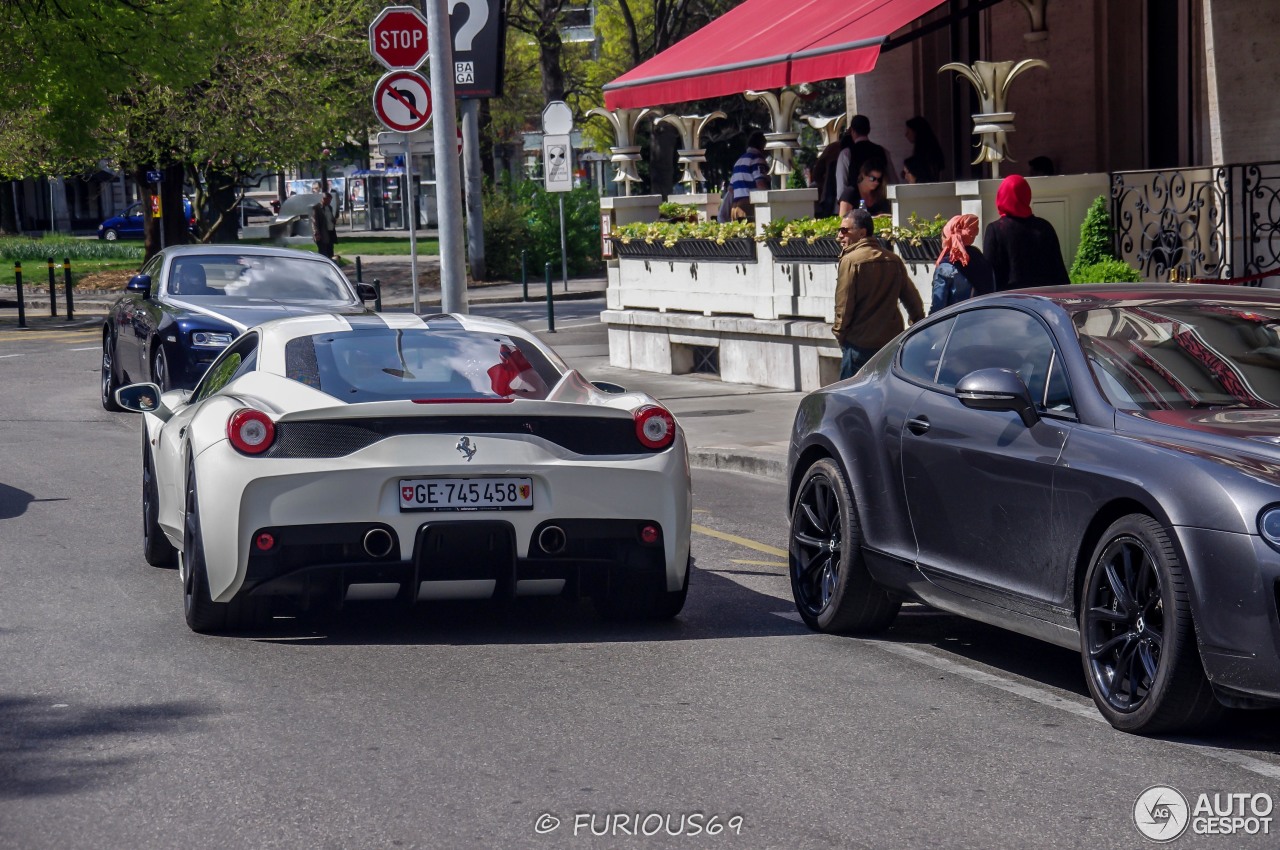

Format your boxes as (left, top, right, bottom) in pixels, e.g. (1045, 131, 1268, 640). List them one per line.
(142, 435, 177, 567)
(182, 458, 264, 633)
(789, 458, 899, 633)
(1080, 514, 1222, 734)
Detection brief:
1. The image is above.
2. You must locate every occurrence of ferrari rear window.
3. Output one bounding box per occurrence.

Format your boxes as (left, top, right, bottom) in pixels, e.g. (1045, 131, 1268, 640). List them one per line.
(284, 328, 563, 402)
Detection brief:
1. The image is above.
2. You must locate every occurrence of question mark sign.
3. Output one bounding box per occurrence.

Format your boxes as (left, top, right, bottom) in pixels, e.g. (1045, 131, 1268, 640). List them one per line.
(448, 0, 489, 53)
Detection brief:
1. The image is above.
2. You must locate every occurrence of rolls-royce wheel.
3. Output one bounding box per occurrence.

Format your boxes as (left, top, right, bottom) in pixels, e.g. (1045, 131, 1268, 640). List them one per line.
(101, 331, 122, 412)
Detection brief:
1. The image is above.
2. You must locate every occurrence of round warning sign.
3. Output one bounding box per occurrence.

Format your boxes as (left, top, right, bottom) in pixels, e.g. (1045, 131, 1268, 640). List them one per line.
(373, 70, 433, 134)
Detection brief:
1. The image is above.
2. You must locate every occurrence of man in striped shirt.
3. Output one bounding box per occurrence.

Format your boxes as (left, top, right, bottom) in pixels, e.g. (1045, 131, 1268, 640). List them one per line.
(728, 131, 770, 221)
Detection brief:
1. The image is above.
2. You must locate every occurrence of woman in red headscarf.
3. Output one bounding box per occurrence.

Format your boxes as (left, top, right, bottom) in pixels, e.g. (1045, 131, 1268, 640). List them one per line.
(930, 213, 994, 313)
(980, 174, 1070, 290)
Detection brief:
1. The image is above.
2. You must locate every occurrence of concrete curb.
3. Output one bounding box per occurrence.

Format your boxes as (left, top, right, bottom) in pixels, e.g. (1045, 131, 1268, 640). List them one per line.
(687, 449, 787, 481)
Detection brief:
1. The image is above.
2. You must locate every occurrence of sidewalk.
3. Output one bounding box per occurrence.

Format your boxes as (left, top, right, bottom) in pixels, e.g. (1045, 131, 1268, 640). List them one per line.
(0, 267, 802, 482)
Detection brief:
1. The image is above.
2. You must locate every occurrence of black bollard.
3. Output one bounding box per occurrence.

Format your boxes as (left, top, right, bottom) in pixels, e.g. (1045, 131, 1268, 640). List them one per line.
(373, 278, 382, 312)
(355, 256, 363, 283)
(14, 262, 26, 328)
(47, 257, 57, 318)
(545, 262, 555, 333)
(521, 250, 528, 303)
(63, 257, 74, 320)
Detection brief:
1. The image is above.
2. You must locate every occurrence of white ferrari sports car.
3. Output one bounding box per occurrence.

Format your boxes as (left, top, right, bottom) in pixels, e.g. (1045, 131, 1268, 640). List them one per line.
(114, 312, 691, 633)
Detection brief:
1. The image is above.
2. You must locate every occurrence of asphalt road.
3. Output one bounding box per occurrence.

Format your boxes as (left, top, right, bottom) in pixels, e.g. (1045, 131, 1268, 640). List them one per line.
(2, 313, 1280, 850)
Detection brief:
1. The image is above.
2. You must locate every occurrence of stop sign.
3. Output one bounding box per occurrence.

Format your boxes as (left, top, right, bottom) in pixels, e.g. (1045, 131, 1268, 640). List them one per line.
(369, 6, 430, 71)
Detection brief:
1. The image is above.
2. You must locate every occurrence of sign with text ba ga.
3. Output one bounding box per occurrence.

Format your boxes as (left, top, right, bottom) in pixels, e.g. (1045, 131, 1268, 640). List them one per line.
(449, 0, 506, 99)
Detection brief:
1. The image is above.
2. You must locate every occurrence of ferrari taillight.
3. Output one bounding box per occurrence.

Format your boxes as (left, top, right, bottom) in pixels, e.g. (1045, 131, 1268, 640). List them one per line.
(634, 405, 675, 450)
(227, 408, 275, 455)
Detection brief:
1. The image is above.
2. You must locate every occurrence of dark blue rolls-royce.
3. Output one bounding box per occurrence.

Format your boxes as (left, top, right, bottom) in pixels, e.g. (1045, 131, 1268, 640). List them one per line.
(100, 245, 374, 407)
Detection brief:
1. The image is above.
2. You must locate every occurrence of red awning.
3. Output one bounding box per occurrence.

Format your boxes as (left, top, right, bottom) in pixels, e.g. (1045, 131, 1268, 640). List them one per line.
(603, 0, 947, 110)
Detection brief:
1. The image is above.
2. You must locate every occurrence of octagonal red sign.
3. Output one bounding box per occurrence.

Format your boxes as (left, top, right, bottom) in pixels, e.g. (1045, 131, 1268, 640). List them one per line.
(369, 6, 430, 71)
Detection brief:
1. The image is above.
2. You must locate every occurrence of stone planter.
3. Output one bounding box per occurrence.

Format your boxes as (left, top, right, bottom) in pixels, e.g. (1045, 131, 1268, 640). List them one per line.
(764, 236, 841, 263)
(892, 236, 943, 264)
(610, 237, 757, 263)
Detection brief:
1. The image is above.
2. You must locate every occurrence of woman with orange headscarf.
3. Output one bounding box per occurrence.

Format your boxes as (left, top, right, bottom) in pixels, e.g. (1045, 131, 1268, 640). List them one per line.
(930, 213, 994, 313)
(980, 174, 1070, 290)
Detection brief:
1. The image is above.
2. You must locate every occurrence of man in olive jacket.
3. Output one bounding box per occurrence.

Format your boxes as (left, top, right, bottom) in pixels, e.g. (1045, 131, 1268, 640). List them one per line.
(833, 208, 925, 379)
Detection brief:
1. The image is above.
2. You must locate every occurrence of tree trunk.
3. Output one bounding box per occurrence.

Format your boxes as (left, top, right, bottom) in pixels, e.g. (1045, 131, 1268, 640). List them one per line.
(0, 181, 17, 234)
(538, 29, 566, 103)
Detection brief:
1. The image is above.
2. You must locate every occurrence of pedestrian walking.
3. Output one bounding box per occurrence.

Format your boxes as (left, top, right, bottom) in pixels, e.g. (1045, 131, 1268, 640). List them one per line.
(930, 213, 994, 314)
(832, 208, 924, 380)
(311, 191, 337, 259)
(981, 175, 1070, 290)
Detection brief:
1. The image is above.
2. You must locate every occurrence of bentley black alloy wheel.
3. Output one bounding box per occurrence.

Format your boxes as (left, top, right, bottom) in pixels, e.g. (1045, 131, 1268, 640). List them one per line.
(789, 458, 899, 633)
(1080, 514, 1221, 733)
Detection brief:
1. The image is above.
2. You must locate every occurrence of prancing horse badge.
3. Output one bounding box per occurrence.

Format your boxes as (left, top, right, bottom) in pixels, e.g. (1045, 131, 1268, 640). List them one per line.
(455, 436, 477, 461)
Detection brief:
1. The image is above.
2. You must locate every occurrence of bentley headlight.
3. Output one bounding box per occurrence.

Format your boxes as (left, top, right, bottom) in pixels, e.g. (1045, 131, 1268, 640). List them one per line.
(192, 331, 233, 348)
(1259, 506, 1280, 549)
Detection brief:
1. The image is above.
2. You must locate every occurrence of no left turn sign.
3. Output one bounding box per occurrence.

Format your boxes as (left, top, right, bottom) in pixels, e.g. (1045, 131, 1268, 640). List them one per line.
(373, 70, 433, 134)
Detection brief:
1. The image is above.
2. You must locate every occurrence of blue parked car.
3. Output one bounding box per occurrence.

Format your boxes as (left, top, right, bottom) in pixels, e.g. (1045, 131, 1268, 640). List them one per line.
(98, 199, 195, 240)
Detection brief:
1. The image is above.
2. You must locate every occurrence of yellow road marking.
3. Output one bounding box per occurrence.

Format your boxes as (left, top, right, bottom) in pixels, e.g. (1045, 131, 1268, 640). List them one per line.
(730, 559, 788, 568)
(0, 329, 98, 343)
(692, 523, 788, 558)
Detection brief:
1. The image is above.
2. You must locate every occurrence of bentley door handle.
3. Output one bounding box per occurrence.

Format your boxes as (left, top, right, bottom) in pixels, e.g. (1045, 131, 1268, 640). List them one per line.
(906, 416, 931, 435)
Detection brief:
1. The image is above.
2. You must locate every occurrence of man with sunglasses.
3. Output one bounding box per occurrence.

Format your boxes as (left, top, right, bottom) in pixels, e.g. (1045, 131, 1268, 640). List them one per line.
(832, 209, 923, 380)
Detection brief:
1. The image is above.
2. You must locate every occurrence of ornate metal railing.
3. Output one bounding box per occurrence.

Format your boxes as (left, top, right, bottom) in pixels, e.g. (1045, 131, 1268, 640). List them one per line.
(1111, 162, 1280, 283)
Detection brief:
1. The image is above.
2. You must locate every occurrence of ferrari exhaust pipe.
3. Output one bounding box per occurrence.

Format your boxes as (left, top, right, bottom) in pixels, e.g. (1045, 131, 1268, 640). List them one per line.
(362, 528, 394, 559)
(537, 525, 566, 555)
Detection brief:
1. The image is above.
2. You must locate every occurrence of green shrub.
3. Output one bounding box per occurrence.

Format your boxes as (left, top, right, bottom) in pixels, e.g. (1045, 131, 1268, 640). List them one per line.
(479, 181, 603, 281)
(658, 201, 699, 222)
(758, 216, 842, 243)
(1070, 195, 1122, 282)
(1073, 257, 1143, 283)
(613, 219, 755, 246)
(0, 235, 144, 262)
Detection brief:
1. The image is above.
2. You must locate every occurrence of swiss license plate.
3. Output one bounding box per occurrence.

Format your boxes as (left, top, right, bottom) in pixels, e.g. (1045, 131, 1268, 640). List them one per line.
(399, 477, 534, 512)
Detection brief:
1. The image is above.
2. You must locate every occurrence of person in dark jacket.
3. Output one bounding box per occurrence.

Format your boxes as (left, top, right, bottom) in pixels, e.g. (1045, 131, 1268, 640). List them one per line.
(930, 213, 994, 313)
(981, 174, 1070, 290)
(833, 208, 925, 380)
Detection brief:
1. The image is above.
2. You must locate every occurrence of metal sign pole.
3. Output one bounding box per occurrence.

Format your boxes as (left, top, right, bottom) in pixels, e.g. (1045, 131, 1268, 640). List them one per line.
(405, 133, 420, 313)
(423, 0, 468, 314)
(558, 194, 568, 292)
(461, 99, 485, 281)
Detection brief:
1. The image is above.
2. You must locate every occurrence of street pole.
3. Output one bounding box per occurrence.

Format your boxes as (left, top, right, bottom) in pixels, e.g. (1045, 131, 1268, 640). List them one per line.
(405, 132, 420, 314)
(460, 99, 485, 281)
(422, 0, 468, 314)
(558, 194, 569, 292)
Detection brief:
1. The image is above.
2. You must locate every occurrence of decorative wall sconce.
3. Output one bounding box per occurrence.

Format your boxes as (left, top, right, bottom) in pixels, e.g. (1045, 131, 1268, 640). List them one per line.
(939, 59, 1048, 178)
(586, 107, 662, 196)
(744, 88, 803, 181)
(655, 112, 727, 192)
(801, 113, 849, 147)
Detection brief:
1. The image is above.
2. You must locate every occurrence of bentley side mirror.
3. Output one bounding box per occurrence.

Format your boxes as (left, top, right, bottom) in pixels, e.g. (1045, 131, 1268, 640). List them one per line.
(114, 382, 172, 421)
(955, 368, 1039, 427)
(591, 380, 627, 394)
(127, 274, 152, 299)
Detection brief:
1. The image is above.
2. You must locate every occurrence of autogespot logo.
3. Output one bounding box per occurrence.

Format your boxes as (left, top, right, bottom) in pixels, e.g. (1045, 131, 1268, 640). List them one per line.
(1135, 785, 1191, 842)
